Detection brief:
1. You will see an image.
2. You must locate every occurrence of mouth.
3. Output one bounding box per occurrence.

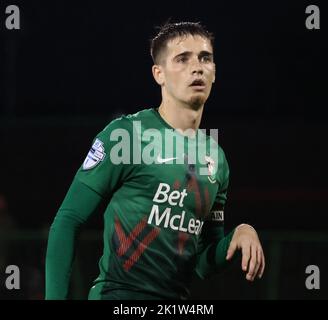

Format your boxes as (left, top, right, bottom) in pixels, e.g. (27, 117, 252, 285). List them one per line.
(189, 79, 206, 90)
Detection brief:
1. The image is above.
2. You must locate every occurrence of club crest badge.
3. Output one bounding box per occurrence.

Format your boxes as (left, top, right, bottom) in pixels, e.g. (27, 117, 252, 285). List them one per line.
(205, 155, 217, 184)
(83, 138, 106, 170)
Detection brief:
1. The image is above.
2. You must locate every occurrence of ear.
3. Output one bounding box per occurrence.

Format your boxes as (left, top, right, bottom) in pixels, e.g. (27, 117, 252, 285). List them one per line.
(212, 63, 216, 83)
(152, 64, 165, 86)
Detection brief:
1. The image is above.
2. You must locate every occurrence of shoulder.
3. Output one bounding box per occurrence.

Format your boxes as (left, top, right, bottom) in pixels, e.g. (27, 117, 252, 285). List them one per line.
(126, 108, 154, 119)
(204, 133, 228, 164)
(217, 143, 228, 167)
(203, 132, 229, 182)
(101, 108, 155, 135)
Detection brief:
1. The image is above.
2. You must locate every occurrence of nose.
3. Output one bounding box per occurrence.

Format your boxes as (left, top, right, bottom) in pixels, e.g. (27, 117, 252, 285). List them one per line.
(190, 58, 203, 75)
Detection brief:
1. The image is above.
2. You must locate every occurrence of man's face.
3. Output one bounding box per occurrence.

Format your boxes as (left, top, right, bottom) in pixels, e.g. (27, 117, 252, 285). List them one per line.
(158, 35, 216, 110)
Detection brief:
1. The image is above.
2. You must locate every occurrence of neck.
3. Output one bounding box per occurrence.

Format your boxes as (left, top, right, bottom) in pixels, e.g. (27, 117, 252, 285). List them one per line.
(158, 99, 204, 133)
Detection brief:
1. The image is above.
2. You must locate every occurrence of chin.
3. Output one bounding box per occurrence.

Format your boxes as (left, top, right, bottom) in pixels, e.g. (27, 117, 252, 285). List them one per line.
(188, 95, 206, 110)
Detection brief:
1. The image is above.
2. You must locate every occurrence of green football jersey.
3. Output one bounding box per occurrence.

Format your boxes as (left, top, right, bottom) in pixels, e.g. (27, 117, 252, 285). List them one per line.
(75, 108, 229, 300)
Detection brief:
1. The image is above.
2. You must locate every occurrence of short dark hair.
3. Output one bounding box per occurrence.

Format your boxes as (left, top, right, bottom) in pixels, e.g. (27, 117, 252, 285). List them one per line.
(150, 21, 215, 64)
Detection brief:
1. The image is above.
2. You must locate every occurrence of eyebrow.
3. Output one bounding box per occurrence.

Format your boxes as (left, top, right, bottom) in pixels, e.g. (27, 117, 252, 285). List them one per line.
(173, 50, 213, 60)
(199, 51, 213, 58)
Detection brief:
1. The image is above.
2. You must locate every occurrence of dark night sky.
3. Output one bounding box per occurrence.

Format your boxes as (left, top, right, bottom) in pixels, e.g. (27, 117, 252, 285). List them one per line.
(0, 0, 327, 229)
(1, 1, 326, 117)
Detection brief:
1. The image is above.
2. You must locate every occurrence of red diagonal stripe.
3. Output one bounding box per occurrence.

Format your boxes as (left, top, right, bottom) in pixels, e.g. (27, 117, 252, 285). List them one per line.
(178, 231, 190, 255)
(114, 217, 127, 249)
(123, 227, 161, 271)
(173, 179, 181, 190)
(187, 176, 201, 216)
(114, 216, 148, 256)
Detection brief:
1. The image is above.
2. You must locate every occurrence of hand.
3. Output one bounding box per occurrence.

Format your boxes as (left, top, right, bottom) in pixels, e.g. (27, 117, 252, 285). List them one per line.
(226, 224, 265, 281)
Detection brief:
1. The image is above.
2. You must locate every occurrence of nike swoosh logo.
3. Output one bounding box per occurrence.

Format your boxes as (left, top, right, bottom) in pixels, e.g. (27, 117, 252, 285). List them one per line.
(156, 155, 178, 163)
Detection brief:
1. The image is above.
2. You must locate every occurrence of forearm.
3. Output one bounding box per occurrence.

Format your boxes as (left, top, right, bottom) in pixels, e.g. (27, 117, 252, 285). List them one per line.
(45, 179, 104, 299)
(195, 229, 235, 279)
(45, 212, 81, 299)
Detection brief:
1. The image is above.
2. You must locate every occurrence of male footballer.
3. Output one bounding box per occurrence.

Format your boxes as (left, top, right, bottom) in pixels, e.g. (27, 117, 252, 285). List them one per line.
(46, 22, 265, 300)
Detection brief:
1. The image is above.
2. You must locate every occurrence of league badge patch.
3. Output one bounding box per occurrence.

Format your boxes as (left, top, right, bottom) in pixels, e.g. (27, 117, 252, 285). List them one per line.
(83, 138, 106, 170)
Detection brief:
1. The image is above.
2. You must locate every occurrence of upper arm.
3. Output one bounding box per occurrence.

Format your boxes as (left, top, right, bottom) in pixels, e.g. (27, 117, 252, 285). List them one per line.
(198, 147, 230, 251)
(75, 117, 134, 198)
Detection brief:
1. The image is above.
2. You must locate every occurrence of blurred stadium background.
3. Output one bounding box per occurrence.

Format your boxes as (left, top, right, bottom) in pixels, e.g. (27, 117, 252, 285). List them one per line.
(0, 0, 327, 299)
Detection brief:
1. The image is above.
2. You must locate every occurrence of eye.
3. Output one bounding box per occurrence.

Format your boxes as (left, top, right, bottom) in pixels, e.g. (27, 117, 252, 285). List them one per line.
(200, 55, 212, 63)
(176, 56, 188, 63)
